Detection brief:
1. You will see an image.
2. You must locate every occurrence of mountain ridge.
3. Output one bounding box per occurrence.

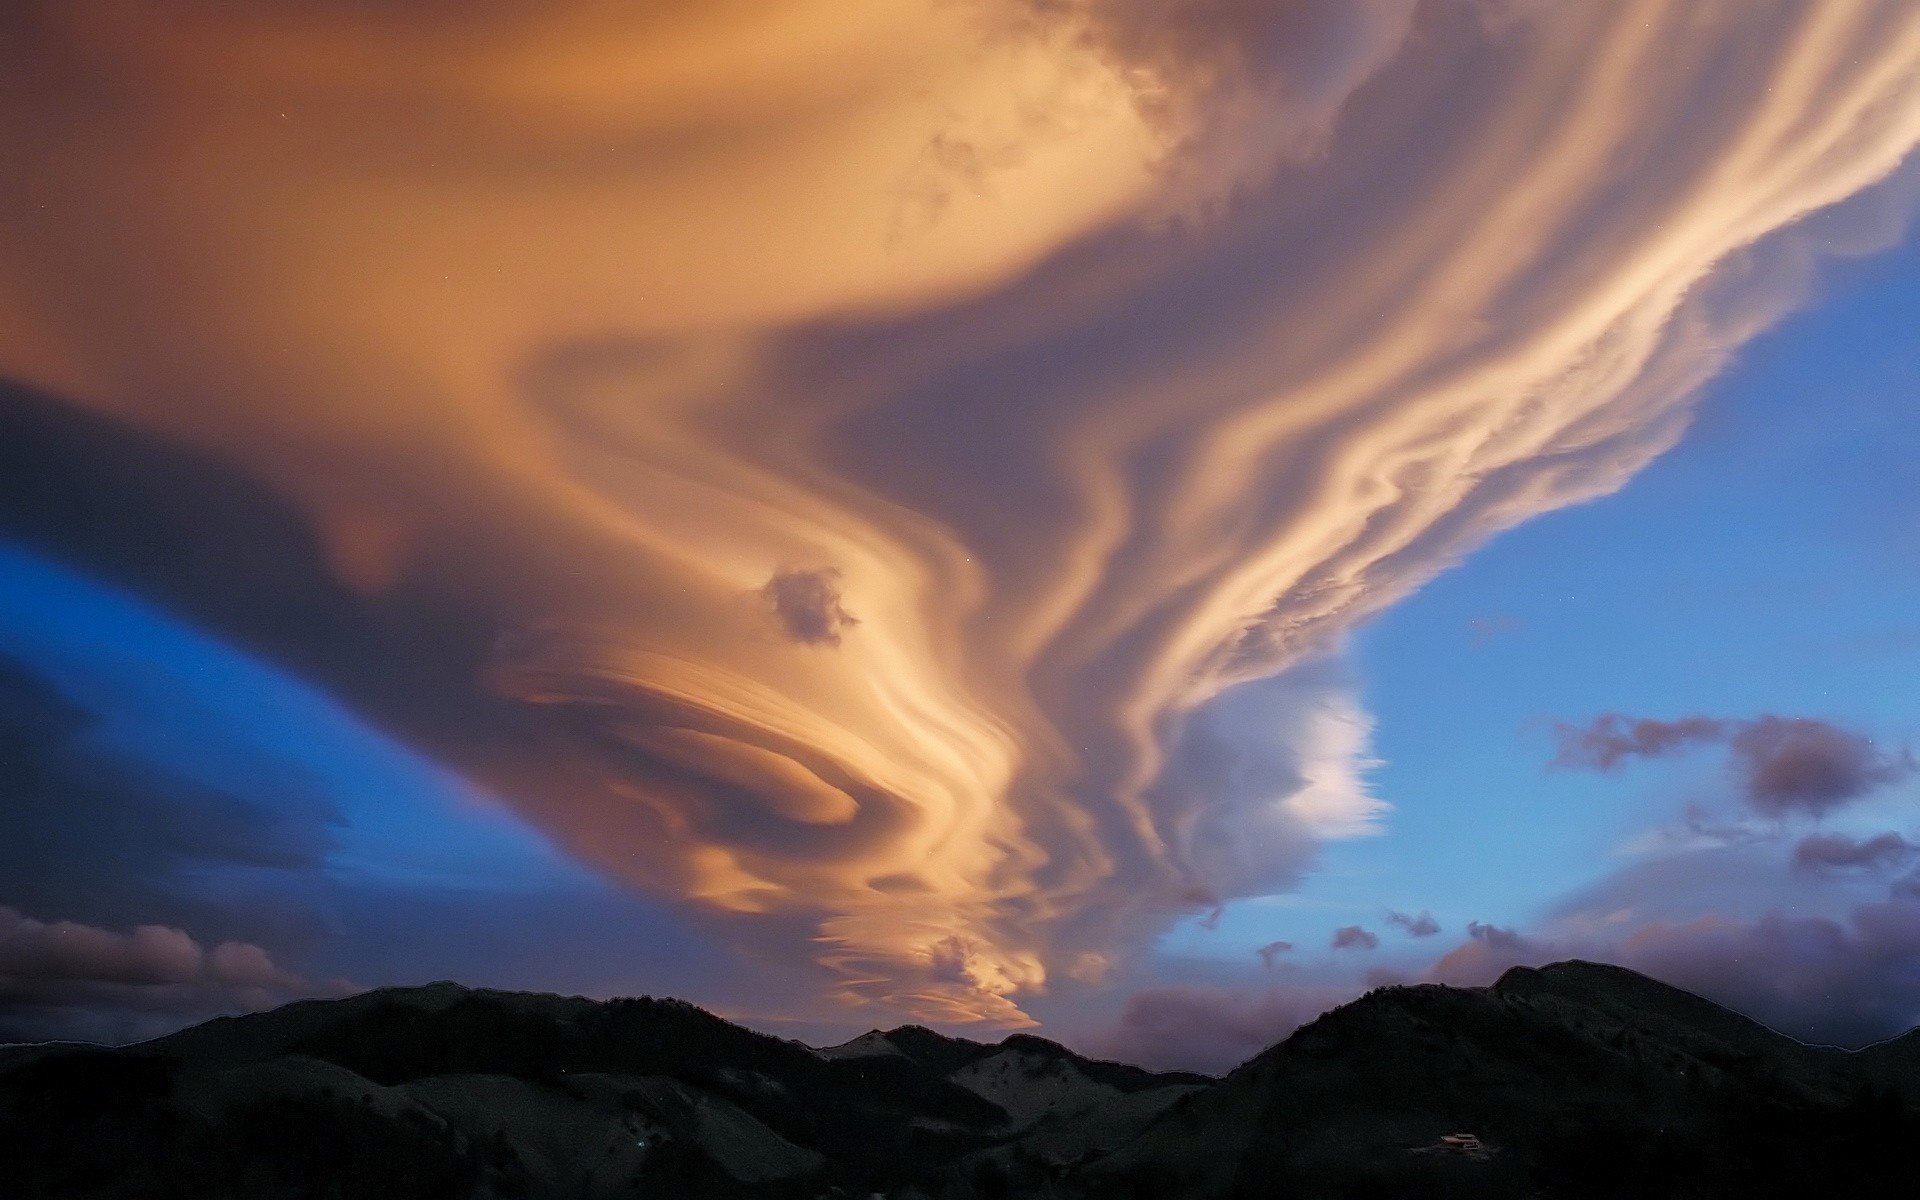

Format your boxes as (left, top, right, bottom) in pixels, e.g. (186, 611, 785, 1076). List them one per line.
(4, 960, 1918, 1197)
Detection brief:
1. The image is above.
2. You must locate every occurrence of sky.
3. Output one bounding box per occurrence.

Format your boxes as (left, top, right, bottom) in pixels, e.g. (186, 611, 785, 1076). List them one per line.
(0, 1, 1918, 1069)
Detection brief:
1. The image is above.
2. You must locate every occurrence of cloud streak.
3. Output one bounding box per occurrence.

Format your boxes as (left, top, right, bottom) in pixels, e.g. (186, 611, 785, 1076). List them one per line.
(1793, 831, 1919, 874)
(0, 1, 1917, 1023)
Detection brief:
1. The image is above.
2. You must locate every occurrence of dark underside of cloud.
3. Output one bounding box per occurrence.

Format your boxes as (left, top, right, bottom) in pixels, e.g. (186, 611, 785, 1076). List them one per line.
(0, 381, 395, 696)
(0, 378, 555, 820)
(0, 654, 340, 937)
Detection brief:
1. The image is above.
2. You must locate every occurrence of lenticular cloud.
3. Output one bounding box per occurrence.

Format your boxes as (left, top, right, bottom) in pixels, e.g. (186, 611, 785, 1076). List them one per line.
(1, 0, 1917, 1023)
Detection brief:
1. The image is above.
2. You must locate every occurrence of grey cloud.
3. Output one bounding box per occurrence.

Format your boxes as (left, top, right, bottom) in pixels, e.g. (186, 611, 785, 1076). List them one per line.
(1730, 717, 1913, 818)
(1099, 853, 1920, 1072)
(1551, 714, 1726, 772)
(0, 906, 354, 1044)
(1179, 886, 1226, 931)
(1427, 921, 1533, 985)
(1792, 831, 1918, 874)
(1465, 921, 1524, 950)
(1090, 980, 1355, 1075)
(1552, 713, 1912, 817)
(759, 568, 859, 647)
(1611, 907, 1920, 1047)
(1255, 940, 1292, 970)
(1386, 909, 1440, 938)
(1330, 925, 1378, 951)
(1429, 898, 1920, 1048)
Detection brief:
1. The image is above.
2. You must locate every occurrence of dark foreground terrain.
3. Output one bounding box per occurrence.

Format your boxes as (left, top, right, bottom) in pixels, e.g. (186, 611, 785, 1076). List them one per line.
(4, 960, 1918, 1198)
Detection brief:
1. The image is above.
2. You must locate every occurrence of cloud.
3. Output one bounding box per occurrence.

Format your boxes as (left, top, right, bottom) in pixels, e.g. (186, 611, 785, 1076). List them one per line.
(1100, 832, 1920, 1068)
(0, 906, 354, 1044)
(1427, 921, 1529, 985)
(1091, 980, 1354, 1074)
(1254, 940, 1292, 970)
(1551, 715, 1728, 772)
(760, 568, 860, 647)
(0, 2, 1916, 1024)
(1553, 714, 1913, 817)
(1792, 831, 1919, 874)
(1138, 661, 1380, 954)
(1732, 718, 1914, 818)
(1330, 925, 1378, 951)
(1621, 803, 1778, 856)
(1427, 894, 1920, 1048)
(0, 654, 341, 942)
(1386, 909, 1440, 938)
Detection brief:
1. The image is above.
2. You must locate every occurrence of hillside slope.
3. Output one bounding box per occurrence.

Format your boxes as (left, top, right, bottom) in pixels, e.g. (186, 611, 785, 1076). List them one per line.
(3, 961, 1917, 1198)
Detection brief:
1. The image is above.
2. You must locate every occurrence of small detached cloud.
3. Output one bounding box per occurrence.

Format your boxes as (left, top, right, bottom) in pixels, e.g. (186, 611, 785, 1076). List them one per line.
(759, 567, 859, 647)
(1255, 940, 1293, 970)
(1330, 925, 1378, 951)
(0, 906, 355, 1044)
(1732, 718, 1914, 818)
(1552, 713, 1913, 817)
(1386, 909, 1440, 938)
(1551, 714, 1727, 772)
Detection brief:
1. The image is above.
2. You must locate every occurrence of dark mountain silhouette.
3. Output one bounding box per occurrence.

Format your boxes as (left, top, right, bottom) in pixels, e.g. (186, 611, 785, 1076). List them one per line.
(2, 961, 1916, 1198)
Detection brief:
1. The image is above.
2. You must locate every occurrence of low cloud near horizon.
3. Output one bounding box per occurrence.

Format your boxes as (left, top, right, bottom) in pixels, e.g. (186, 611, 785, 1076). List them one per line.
(0, 906, 354, 1045)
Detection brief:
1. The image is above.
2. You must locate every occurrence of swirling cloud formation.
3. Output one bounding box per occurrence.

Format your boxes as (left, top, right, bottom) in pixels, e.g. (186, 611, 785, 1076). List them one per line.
(1, 1, 1916, 1024)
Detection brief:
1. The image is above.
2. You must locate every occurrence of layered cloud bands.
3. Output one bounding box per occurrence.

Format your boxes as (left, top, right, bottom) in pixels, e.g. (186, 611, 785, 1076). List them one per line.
(1, 2, 1917, 1023)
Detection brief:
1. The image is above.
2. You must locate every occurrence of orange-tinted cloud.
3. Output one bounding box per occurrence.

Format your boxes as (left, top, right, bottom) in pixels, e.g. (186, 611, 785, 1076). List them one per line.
(1, 1, 1916, 1024)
